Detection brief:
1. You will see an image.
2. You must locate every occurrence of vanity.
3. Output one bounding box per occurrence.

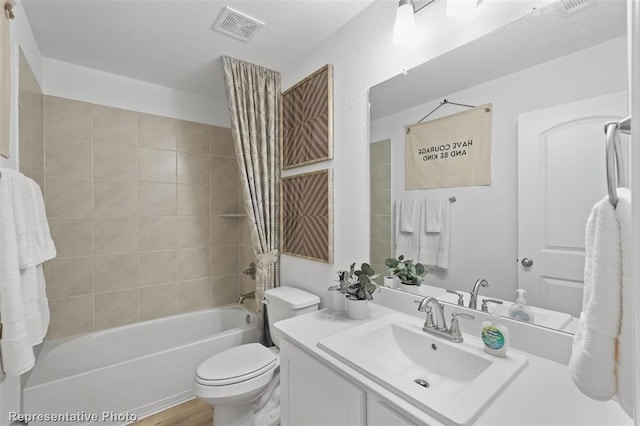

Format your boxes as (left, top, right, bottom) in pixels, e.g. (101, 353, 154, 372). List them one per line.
(274, 287, 630, 425)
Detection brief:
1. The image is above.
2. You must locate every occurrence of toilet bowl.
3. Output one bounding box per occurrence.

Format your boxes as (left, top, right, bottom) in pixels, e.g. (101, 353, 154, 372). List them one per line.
(193, 286, 320, 425)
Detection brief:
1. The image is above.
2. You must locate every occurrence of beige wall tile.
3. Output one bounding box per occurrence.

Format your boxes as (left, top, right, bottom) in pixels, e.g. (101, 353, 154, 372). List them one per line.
(44, 96, 92, 141)
(94, 254, 139, 292)
(210, 156, 239, 187)
(139, 147, 176, 183)
(177, 216, 210, 248)
(94, 180, 138, 217)
(177, 184, 210, 216)
(211, 217, 238, 246)
(177, 121, 210, 154)
(370, 164, 391, 192)
(371, 190, 391, 216)
(92, 105, 138, 144)
(93, 141, 138, 181)
(139, 182, 176, 216)
(20, 164, 44, 193)
(139, 217, 176, 251)
(48, 295, 94, 339)
(178, 152, 210, 185)
(370, 139, 391, 166)
(371, 215, 391, 242)
(210, 245, 239, 276)
(178, 247, 210, 281)
(45, 177, 92, 217)
(371, 240, 392, 268)
(238, 217, 253, 246)
(211, 187, 239, 215)
(178, 278, 211, 313)
(140, 283, 177, 321)
(45, 137, 92, 179)
(211, 274, 239, 306)
(210, 125, 234, 157)
(49, 218, 93, 258)
(45, 257, 93, 299)
(95, 289, 139, 330)
(138, 250, 177, 285)
(94, 218, 139, 255)
(139, 113, 176, 150)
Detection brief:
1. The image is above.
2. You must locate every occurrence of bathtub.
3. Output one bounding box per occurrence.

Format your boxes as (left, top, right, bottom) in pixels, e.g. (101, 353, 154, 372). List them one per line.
(23, 306, 257, 426)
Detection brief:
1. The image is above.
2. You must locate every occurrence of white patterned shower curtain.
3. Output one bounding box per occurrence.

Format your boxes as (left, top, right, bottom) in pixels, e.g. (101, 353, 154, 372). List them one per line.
(222, 56, 280, 345)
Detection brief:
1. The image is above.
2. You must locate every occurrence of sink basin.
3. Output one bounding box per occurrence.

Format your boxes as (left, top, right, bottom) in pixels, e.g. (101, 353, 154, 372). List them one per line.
(318, 313, 528, 424)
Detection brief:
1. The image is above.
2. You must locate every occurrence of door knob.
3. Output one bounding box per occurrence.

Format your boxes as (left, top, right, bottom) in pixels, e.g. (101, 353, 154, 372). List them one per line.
(521, 258, 534, 267)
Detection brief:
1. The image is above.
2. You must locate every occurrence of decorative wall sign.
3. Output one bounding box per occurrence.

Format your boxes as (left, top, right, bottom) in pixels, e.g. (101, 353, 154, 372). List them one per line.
(281, 169, 333, 263)
(281, 64, 333, 169)
(405, 103, 492, 189)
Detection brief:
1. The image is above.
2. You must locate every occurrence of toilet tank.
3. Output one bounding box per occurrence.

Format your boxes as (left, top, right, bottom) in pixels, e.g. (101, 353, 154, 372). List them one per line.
(264, 287, 320, 347)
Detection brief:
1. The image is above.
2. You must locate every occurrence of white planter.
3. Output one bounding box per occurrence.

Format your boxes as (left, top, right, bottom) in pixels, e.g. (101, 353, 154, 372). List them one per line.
(346, 298, 369, 320)
(400, 282, 422, 294)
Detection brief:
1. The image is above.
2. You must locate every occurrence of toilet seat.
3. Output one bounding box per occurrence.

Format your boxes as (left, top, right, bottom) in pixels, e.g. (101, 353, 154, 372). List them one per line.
(195, 343, 277, 386)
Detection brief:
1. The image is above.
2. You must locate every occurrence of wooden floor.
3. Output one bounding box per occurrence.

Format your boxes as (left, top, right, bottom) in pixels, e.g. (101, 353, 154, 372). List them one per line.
(131, 399, 213, 426)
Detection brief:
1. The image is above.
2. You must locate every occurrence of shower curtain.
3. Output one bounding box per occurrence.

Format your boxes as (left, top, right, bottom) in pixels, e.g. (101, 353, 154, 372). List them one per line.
(222, 56, 280, 346)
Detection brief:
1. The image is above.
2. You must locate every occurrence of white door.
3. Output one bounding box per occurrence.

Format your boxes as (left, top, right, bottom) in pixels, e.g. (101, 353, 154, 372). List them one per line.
(518, 91, 627, 317)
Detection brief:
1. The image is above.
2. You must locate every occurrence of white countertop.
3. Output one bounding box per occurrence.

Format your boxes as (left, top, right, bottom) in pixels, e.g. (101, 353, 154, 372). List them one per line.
(274, 303, 631, 425)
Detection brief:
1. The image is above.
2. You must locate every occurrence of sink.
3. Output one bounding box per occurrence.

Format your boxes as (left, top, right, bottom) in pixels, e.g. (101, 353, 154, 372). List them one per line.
(318, 313, 528, 424)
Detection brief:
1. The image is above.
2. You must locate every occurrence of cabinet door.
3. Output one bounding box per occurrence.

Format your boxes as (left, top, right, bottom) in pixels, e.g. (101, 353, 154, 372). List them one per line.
(368, 399, 421, 426)
(280, 339, 365, 426)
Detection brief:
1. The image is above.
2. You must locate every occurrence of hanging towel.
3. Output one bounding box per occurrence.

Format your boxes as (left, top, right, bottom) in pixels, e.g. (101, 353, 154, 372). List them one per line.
(0, 168, 56, 376)
(418, 199, 450, 269)
(394, 200, 419, 260)
(614, 188, 632, 417)
(424, 199, 443, 233)
(398, 199, 417, 233)
(568, 189, 624, 405)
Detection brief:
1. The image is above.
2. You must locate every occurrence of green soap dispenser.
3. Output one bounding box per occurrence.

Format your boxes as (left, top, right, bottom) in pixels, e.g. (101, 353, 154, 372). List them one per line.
(481, 306, 509, 357)
(508, 289, 535, 323)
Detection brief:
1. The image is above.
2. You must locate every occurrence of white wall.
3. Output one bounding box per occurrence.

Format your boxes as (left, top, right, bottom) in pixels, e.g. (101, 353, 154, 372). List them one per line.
(278, 0, 553, 299)
(1, 1, 43, 420)
(42, 58, 230, 127)
(371, 36, 627, 301)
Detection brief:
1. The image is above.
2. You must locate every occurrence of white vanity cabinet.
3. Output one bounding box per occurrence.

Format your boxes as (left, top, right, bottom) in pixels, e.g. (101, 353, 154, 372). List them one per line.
(280, 338, 366, 425)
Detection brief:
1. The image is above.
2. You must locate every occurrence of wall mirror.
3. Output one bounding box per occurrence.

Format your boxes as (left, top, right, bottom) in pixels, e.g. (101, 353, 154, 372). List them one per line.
(369, 0, 627, 334)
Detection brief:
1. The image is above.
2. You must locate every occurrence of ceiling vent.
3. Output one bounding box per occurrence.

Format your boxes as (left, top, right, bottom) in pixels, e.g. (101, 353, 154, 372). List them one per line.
(556, 0, 597, 17)
(213, 7, 264, 43)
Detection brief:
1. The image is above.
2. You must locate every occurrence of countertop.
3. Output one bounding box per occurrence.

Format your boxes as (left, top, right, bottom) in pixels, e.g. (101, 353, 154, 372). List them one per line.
(274, 303, 631, 425)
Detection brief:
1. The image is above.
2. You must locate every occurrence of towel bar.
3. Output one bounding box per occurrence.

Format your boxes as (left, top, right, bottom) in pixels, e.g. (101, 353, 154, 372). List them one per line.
(604, 116, 631, 208)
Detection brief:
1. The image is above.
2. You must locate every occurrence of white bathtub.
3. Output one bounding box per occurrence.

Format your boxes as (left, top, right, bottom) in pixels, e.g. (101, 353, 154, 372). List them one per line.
(23, 306, 257, 425)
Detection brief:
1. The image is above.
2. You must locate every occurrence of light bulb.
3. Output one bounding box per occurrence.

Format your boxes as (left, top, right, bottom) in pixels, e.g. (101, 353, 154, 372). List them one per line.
(392, 0, 416, 46)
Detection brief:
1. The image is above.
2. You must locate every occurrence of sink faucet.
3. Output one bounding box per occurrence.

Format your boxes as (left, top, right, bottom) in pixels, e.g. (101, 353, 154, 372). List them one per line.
(469, 279, 489, 310)
(417, 297, 474, 343)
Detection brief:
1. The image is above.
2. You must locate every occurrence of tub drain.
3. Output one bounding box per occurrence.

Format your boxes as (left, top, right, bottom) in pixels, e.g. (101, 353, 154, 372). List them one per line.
(414, 378, 430, 388)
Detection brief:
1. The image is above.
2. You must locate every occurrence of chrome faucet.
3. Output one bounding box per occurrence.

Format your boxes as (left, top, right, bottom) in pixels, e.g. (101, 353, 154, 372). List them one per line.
(417, 297, 474, 343)
(469, 278, 489, 310)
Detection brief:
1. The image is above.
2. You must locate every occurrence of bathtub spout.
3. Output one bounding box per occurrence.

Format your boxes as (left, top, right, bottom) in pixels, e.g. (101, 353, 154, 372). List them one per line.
(238, 291, 256, 304)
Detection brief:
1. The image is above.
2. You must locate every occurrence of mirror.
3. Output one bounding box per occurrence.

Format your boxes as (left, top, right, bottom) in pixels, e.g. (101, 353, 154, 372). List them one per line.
(369, 0, 627, 333)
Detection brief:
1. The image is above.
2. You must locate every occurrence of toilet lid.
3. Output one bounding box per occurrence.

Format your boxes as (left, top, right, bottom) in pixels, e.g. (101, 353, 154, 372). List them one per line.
(195, 343, 277, 386)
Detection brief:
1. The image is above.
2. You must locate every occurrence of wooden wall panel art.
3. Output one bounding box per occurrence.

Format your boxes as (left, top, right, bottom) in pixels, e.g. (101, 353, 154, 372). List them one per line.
(281, 169, 333, 263)
(281, 64, 333, 169)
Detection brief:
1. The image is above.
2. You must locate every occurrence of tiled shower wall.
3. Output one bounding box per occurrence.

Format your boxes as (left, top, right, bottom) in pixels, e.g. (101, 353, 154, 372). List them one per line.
(43, 95, 250, 339)
(370, 139, 392, 282)
(18, 50, 44, 187)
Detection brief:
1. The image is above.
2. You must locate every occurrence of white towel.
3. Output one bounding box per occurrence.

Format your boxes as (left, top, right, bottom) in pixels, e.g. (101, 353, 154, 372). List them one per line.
(394, 200, 419, 260)
(398, 199, 417, 233)
(0, 168, 55, 376)
(568, 188, 628, 410)
(418, 199, 450, 269)
(425, 199, 443, 233)
(614, 188, 632, 417)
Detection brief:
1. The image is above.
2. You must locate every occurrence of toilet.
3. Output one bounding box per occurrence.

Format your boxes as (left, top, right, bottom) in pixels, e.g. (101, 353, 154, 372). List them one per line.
(193, 286, 320, 425)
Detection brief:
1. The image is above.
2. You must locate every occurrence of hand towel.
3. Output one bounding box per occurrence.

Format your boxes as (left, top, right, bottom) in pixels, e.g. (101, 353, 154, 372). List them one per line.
(394, 200, 419, 260)
(425, 199, 443, 233)
(614, 188, 631, 417)
(568, 191, 621, 402)
(418, 199, 450, 269)
(398, 199, 417, 233)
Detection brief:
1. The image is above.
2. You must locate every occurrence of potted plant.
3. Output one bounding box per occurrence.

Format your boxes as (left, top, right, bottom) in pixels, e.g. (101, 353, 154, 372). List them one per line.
(344, 262, 379, 320)
(385, 255, 428, 289)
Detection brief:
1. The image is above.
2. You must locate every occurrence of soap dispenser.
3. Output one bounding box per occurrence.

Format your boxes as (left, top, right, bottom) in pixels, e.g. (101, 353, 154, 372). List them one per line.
(481, 306, 509, 357)
(508, 289, 535, 323)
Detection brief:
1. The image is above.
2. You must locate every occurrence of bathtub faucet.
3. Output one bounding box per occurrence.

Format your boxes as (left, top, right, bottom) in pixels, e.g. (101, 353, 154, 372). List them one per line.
(238, 291, 255, 304)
